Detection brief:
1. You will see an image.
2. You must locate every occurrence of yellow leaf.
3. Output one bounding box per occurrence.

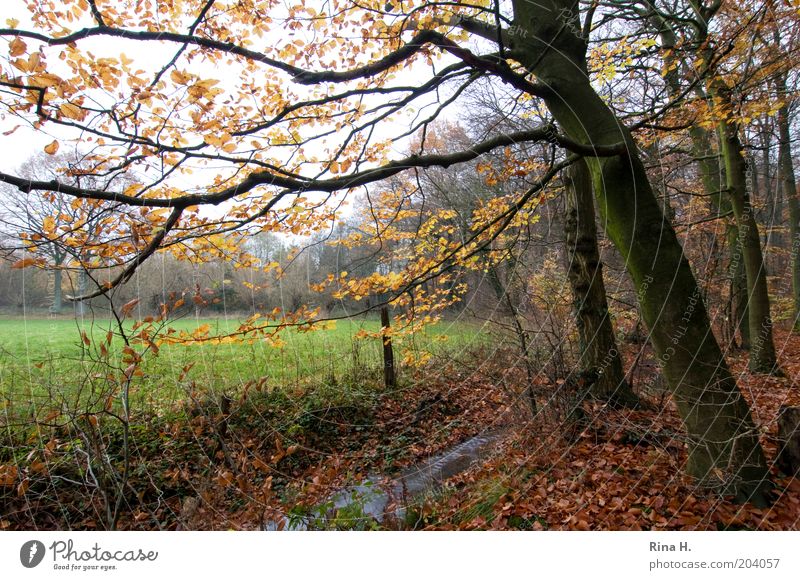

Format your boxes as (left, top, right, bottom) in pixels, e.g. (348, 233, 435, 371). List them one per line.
(203, 133, 224, 147)
(170, 69, 192, 85)
(59, 103, 85, 121)
(27, 52, 41, 71)
(123, 183, 142, 196)
(44, 140, 60, 155)
(30, 73, 64, 88)
(11, 60, 32, 75)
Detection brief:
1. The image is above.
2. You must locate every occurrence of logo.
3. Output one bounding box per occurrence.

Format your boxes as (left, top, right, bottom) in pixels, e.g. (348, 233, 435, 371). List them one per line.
(20, 540, 46, 568)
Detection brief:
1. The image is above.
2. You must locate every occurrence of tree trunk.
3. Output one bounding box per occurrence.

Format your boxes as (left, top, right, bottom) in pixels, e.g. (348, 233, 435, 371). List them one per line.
(380, 304, 396, 389)
(75, 268, 88, 317)
(510, 0, 771, 504)
(776, 75, 800, 331)
(688, 125, 750, 349)
(50, 267, 63, 314)
(776, 406, 800, 476)
(716, 107, 780, 374)
(563, 159, 637, 406)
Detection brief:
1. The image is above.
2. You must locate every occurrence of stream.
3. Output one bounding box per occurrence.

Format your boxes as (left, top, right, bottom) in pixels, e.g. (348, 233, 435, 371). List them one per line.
(263, 429, 505, 530)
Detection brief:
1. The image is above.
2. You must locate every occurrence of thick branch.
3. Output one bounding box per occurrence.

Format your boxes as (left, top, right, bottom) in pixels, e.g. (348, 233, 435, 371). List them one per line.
(0, 26, 548, 96)
(0, 127, 624, 207)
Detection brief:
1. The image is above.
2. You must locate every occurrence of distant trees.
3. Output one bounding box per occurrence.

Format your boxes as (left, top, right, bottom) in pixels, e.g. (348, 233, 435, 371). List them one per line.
(0, 152, 136, 314)
(0, 154, 76, 313)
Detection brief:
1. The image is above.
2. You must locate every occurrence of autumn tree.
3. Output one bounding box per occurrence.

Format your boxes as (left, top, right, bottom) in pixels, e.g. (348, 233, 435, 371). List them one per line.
(0, 154, 72, 313)
(0, 0, 776, 503)
(618, 0, 786, 372)
(0, 151, 135, 314)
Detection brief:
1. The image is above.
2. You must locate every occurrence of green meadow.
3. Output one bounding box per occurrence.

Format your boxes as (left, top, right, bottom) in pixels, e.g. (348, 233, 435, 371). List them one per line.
(0, 315, 486, 419)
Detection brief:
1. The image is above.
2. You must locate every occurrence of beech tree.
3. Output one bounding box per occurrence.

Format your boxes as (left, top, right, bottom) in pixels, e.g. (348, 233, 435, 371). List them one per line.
(765, 5, 800, 330)
(0, 151, 134, 314)
(0, 0, 776, 503)
(0, 153, 74, 313)
(563, 159, 635, 405)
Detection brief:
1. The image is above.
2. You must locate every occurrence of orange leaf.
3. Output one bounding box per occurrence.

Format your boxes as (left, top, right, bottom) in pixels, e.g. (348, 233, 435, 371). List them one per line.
(9, 36, 26, 57)
(0, 465, 18, 487)
(11, 258, 39, 269)
(59, 102, 85, 121)
(44, 140, 60, 155)
(29, 460, 47, 475)
(121, 298, 140, 317)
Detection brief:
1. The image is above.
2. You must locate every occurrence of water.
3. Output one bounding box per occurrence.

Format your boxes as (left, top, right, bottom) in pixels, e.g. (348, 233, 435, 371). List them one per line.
(263, 430, 504, 530)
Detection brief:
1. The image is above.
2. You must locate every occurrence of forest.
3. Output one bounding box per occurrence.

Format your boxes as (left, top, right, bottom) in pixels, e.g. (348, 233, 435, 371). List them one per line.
(0, 0, 799, 531)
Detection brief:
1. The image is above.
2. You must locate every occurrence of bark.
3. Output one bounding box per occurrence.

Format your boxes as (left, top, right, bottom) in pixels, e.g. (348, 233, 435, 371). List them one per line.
(563, 159, 637, 406)
(50, 267, 63, 314)
(715, 103, 780, 374)
(75, 269, 88, 317)
(510, 0, 771, 504)
(776, 74, 800, 331)
(776, 406, 800, 476)
(689, 126, 750, 349)
(380, 304, 396, 389)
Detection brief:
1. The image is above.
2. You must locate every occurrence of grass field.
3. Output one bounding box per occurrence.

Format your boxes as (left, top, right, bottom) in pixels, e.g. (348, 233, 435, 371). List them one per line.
(0, 315, 486, 418)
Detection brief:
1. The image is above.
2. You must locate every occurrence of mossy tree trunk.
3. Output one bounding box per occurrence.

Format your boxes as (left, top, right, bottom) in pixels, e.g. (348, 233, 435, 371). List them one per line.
(689, 125, 750, 349)
(653, 15, 750, 350)
(509, 0, 771, 504)
(563, 159, 637, 406)
(776, 73, 800, 331)
(714, 92, 780, 374)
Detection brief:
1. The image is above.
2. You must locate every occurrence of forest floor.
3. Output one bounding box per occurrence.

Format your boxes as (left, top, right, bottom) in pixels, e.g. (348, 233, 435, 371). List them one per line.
(1, 328, 798, 530)
(412, 329, 800, 531)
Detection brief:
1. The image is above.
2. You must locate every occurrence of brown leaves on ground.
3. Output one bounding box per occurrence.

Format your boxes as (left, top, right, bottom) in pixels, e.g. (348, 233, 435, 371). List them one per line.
(420, 330, 800, 531)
